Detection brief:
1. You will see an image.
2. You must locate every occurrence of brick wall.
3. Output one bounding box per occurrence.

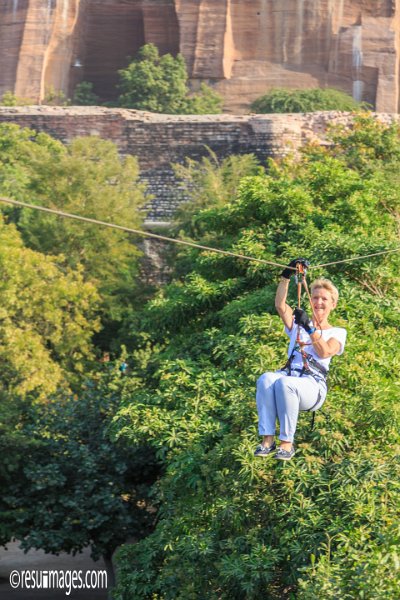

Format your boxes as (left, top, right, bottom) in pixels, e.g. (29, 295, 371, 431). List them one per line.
(0, 107, 397, 222)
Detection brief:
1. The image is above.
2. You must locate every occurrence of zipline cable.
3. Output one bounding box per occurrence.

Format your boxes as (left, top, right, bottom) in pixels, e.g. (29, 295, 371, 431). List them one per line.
(309, 248, 400, 270)
(0, 196, 398, 271)
(0, 196, 290, 270)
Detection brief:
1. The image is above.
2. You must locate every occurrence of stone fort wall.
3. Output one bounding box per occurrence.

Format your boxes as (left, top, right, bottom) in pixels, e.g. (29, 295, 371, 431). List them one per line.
(0, 107, 396, 224)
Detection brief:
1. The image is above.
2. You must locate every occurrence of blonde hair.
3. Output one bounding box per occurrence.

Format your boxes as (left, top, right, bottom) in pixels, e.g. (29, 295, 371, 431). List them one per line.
(310, 278, 339, 305)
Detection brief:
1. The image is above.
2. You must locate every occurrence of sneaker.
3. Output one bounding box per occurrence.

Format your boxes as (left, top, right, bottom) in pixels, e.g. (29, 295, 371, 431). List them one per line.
(254, 442, 276, 457)
(274, 445, 296, 461)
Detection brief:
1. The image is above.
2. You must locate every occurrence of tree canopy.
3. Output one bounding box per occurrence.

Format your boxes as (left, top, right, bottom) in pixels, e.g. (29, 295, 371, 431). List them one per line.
(0, 123, 148, 340)
(251, 87, 367, 113)
(118, 44, 222, 114)
(0, 121, 157, 567)
(2, 368, 160, 571)
(0, 215, 99, 398)
(110, 114, 400, 599)
(0, 216, 100, 547)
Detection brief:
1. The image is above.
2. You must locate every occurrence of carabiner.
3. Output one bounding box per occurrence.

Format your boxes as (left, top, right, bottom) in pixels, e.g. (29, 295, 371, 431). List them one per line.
(295, 262, 306, 285)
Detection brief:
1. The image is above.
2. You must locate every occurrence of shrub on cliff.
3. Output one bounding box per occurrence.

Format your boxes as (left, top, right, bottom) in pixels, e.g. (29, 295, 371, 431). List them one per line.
(118, 43, 222, 114)
(251, 87, 367, 113)
(110, 115, 400, 598)
(0, 91, 34, 106)
(72, 81, 100, 106)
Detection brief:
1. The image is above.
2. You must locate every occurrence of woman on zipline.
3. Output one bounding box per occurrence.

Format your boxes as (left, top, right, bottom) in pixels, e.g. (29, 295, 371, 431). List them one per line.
(254, 259, 347, 461)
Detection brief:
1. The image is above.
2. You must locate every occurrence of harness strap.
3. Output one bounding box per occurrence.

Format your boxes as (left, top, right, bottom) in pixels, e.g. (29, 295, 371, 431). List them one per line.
(304, 352, 328, 377)
(282, 347, 328, 385)
(285, 262, 328, 432)
(311, 411, 316, 431)
(283, 262, 328, 385)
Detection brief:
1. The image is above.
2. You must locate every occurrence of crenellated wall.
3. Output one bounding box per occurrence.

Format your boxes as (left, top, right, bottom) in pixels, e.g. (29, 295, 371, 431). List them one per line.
(0, 1, 400, 112)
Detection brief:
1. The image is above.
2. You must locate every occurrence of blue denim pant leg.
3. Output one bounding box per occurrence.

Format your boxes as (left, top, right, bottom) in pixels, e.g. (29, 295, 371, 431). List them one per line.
(274, 376, 326, 442)
(256, 371, 286, 436)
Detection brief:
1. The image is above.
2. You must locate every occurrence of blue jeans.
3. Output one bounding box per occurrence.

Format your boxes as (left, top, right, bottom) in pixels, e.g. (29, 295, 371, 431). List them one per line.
(256, 371, 326, 442)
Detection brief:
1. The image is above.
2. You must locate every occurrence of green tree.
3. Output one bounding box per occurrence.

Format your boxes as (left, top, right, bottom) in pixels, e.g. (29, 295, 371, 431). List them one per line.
(118, 44, 222, 114)
(0, 215, 100, 547)
(110, 115, 400, 598)
(0, 124, 148, 338)
(0, 214, 99, 398)
(251, 87, 367, 113)
(173, 151, 264, 238)
(1, 367, 160, 583)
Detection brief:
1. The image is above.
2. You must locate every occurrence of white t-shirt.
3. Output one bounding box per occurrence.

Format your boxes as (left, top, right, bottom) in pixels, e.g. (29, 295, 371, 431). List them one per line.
(284, 321, 347, 372)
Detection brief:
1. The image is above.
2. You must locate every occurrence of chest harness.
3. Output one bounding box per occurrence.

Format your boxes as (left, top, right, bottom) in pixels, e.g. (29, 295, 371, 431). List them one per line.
(281, 263, 328, 388)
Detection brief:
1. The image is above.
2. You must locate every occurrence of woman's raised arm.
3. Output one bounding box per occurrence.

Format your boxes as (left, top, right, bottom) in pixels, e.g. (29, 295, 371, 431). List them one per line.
(275, 278, 293, 330)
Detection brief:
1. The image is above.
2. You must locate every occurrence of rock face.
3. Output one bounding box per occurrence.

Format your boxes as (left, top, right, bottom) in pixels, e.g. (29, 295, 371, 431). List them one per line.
(0, 0, 399, 112)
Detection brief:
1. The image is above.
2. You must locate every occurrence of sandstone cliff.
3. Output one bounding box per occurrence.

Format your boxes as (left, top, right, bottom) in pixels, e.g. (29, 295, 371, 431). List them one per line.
(0, 0, 399, 112)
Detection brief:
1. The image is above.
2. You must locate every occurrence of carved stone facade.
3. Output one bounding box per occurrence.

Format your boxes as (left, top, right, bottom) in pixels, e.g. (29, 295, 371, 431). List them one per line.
(1, 1, 400, 112)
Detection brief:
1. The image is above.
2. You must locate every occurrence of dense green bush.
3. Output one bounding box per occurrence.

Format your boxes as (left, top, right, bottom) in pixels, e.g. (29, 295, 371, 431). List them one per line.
(251, 87, 366, 113)
(111, 115, 400, 599)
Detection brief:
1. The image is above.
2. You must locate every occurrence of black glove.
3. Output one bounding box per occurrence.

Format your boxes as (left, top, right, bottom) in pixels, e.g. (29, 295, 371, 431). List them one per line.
(280, 258, 310, 280)
(294, 307, 315, 334)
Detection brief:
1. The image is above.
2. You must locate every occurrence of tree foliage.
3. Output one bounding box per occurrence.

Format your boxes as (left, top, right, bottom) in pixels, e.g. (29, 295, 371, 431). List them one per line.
(0, 217, 100, 547)
(0, 123, 155, 559)
(0, 123, 148, 331)
(0, 215, 99, 398)
(251, 87, 367, 114)
(110, 114, 400, 599)
(2, 367, 160, 566)
(118, 44, 222, 114)
(172, 151, 263, 237)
